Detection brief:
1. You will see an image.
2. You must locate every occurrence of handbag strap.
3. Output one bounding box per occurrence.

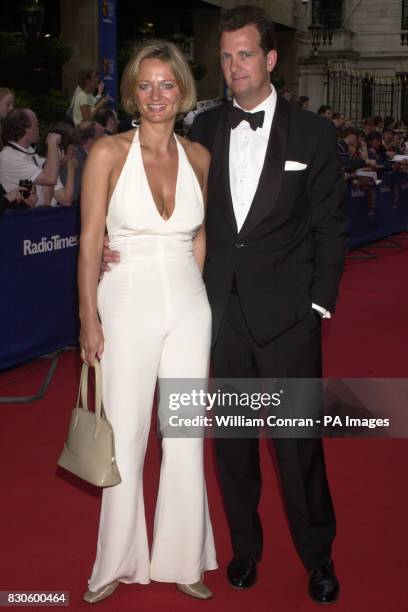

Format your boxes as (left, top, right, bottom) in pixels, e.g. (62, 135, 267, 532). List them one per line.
(77, 360, 104, 418)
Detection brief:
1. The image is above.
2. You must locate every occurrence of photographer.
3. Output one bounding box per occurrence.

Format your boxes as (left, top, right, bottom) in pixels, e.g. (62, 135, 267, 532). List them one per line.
(38, 122, 80, 206)
(0, 108, 61, 206)
(337, 127, 377, 171)
(0, 183, 37, 216)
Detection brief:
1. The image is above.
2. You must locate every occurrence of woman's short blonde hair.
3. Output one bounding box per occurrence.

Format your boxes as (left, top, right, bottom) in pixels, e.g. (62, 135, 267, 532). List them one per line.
(0, 87, 13, 101)
(121, 40, 196, 116)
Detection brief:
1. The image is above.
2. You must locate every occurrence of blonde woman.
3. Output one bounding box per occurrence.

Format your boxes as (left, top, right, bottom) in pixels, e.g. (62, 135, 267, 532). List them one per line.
(0, 88, 15, 149)
(0, 88, 14, 119)
(71, 69, 110, 125)
(78, 41, 217, 604)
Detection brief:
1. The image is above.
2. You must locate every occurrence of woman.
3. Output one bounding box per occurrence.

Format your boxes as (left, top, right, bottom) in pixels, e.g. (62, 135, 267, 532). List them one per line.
(40, 123, 80, 206)
(0, 88, 15, 149)
(71, 68, 110, 126)
(0, 88, 14, 120)
(78, 41, 217, 604)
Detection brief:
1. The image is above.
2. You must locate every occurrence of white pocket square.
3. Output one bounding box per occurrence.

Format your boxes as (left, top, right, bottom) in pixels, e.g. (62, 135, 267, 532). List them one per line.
(284, 161, 307, 171)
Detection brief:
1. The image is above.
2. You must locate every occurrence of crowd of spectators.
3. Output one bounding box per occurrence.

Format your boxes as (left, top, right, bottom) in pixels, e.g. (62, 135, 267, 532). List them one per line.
(295, 97, 408, 179)
(0, 68, 119, 216)
(330, 112, 408, 176)
(1, 75, 408, 216)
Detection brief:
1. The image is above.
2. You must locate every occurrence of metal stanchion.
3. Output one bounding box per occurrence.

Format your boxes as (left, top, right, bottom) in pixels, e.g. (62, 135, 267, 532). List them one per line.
(0, 346, 77, 404)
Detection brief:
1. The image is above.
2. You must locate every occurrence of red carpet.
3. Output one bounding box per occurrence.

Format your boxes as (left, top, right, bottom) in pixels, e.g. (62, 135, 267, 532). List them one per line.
(1, 242, 408, 611)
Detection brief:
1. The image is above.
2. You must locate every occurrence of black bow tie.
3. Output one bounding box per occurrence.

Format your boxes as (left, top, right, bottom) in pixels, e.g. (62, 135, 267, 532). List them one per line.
(228, 106, 265, 131)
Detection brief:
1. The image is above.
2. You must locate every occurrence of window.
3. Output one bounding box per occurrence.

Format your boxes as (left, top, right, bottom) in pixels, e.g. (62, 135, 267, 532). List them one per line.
(402, 0, 408, 30)
(312, 0, 344, 30)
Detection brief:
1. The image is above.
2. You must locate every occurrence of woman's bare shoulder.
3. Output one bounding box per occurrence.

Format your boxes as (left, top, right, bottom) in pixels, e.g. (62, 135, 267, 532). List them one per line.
(87, 130, 135, 165)
(112, 129, 136, 145)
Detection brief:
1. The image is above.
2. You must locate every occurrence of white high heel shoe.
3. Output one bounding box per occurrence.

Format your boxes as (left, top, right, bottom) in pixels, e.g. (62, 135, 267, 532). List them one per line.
(176, 577, 212, 599)
(83, 580, 119, 604)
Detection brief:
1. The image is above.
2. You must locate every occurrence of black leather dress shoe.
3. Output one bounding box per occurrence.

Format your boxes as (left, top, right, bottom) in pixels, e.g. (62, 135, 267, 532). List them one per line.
(308, 559, 339, 604)
(227, 557, 257, 589)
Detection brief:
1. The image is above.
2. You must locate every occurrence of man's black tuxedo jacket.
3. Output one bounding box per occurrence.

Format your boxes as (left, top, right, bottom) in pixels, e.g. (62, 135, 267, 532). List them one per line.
(189, 96, 347, 347)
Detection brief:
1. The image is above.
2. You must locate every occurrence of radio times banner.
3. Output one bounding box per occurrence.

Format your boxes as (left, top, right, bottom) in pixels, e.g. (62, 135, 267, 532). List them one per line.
(0, 208, 80, 370)
(98, 0, 117, 108)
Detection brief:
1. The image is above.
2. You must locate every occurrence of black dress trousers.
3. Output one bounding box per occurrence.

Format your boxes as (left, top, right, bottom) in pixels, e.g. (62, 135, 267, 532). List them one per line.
(211, 291, 336, 571)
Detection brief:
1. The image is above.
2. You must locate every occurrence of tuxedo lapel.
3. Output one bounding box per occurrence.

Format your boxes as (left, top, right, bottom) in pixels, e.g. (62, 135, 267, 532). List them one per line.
(238, 96, 290, 237)
(211, 105, 238, 234)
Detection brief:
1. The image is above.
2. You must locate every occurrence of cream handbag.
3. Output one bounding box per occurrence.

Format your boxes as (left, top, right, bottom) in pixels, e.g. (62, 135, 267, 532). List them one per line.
(58, 360, 121, 487)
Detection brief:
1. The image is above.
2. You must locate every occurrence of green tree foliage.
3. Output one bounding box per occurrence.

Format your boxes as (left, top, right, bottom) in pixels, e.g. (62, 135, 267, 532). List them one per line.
(0, 31, 72, 123)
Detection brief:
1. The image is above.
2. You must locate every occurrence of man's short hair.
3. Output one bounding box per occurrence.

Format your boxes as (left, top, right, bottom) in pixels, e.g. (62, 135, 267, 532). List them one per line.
(2, 108, 32, 142)
(366, 130, 382, 144)
(219, 5, 277, 54)
(341, 127, 359, 139)
(318, 105, 332, 115)
(79, 122, 97, 143)
(332, 112, 343, 120)
(93, 106, 116, 128)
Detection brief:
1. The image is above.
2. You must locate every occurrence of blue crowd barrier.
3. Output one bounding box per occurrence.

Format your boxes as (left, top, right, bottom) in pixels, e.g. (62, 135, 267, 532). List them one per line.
(347, 171, 408, 249)
(2, 172, 408, 370)
(0, 207, 80, 370)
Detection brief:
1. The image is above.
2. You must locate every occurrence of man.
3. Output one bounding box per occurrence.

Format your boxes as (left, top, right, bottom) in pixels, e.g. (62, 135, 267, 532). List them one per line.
(373, 115, 383, 131)
(362, 117, 375, 135)
(188, 6, 346, 605)
(104, 5, 346, 604)
(382, 127, 397, 159)
(332, 112, 345, 130)
(279, 88, 293, 102)
(295, 95, 310, 110)
(337, 127, 376, 171)
(78, 119, 106, 140)
(61, 122, 103, 202)
(366, 130, 389, 165)
(318, 104, 333, 120)
(0, 108, 61, 206)
(93, 106, 119, 135)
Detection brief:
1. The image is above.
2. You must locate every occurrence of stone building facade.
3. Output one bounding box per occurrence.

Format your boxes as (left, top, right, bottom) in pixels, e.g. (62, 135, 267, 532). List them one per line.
(60, 0, 408, 120)
(298, 0, 408, 121)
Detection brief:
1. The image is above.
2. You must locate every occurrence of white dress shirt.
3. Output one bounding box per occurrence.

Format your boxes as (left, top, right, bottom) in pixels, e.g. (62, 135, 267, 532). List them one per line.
(229, 86, 276, 233)
(228, 86, 330, 318)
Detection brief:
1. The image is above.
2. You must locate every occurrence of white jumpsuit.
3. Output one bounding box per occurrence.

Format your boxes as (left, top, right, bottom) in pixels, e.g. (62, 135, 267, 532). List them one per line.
(88, 129, 217, 590)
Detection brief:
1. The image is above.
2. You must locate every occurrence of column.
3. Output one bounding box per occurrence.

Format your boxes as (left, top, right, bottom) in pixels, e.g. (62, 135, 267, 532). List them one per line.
(61, 0, 99, 97)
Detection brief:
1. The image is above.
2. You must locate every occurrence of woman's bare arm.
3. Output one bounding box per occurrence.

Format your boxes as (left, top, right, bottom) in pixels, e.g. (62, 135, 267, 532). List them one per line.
(78, 138, 113, 363)
(190, 142, 210, 273)
(54, 156, 79, 206)
(79, 104, 91, 121)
